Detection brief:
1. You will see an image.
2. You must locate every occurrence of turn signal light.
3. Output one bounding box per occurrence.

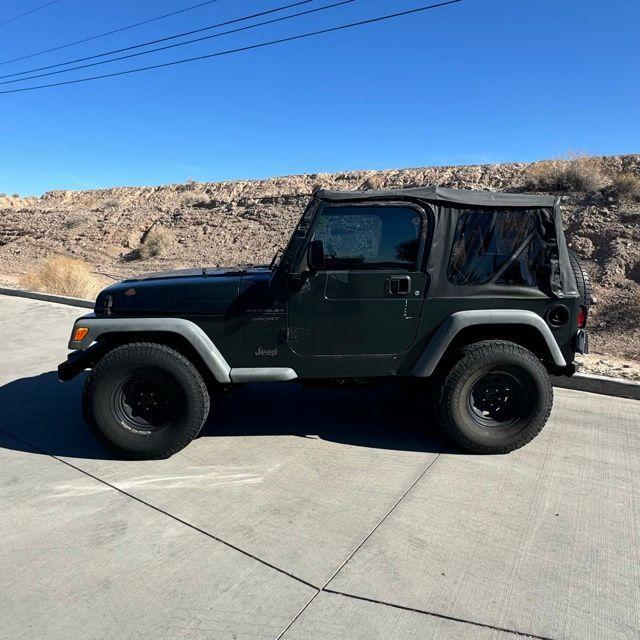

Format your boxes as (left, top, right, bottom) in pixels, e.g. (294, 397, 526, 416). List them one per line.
(577, 306, 587, 329)
(73, 327, 89, 341)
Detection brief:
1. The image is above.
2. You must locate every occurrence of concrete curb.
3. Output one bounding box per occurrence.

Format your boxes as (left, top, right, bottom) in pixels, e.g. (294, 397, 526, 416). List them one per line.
(552, 373, 640, 401)
(0, 287, 93, 309)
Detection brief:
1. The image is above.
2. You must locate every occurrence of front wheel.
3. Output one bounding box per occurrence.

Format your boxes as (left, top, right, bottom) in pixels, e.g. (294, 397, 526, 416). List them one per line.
(435, 340, 553, 454)
(83, 342, 210, 459)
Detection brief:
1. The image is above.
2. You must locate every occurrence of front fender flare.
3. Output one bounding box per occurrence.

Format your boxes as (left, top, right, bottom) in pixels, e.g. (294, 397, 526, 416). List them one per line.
(411, 310, 566, 377)
(67, 315, 232, 383)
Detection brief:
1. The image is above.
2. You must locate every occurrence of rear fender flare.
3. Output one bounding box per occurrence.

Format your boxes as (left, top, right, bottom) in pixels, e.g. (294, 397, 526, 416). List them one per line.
(411, 310, 566, 377)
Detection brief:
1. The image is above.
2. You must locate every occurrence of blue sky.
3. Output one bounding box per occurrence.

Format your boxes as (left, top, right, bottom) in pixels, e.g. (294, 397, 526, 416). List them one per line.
(0, 0, 638, 195)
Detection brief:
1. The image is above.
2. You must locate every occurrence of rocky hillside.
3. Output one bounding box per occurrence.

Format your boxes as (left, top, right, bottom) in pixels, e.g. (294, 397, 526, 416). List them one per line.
(1, 155, 639, 377)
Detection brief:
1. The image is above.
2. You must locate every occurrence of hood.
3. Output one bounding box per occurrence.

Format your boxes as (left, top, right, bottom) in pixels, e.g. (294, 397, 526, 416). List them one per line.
(95, 265, 271, 316)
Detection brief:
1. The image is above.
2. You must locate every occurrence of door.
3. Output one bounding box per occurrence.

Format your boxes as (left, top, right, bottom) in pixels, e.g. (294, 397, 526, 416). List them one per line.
(287, 203, 428, 356)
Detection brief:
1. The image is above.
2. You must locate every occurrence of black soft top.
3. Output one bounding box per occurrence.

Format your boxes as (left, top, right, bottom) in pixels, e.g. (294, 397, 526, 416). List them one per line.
(312, 185, 576, 299)
(316, 186, 558, 209)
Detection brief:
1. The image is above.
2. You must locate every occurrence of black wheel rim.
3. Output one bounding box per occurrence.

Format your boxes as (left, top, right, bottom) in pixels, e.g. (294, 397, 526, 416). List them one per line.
(467, 370, 525, 428)
(112, 367, 183, 433)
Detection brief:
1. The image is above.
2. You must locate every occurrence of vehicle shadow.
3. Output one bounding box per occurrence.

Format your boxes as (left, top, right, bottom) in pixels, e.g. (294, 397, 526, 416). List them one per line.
(0, 371, 454, 460)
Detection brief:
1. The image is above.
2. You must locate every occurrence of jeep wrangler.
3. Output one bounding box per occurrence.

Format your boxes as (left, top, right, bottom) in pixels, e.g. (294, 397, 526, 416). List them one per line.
(59, 186, 589, 459)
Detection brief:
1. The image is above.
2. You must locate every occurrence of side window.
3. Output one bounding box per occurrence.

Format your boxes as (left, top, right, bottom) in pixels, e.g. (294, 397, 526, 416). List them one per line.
(448, 209, 536, 285)
(496, 234, 543, 286)
(311, 205, 422, 270)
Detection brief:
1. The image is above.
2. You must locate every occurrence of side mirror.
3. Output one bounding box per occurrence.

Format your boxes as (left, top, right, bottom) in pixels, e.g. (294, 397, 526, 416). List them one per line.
(307, 240, 325, 272)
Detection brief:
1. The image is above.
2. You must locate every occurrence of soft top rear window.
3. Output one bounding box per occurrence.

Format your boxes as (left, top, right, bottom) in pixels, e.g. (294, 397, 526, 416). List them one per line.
(448, 209, 541, 286)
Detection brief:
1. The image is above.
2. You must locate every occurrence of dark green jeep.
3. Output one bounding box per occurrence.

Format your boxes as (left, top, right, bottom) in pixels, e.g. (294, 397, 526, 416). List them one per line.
(59, 187, 589, 459)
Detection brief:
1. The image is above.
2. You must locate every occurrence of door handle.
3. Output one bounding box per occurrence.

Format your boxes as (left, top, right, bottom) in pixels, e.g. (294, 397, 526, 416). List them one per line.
(388, 275, 411, 295)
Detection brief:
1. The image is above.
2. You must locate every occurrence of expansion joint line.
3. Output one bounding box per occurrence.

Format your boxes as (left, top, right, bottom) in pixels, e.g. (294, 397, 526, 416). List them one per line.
(275, 453, 442, 639)
(319, 589, 557, 640)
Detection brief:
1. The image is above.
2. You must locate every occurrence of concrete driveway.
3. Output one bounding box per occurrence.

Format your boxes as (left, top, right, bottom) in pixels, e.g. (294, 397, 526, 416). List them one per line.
(1, 294, 639, 640)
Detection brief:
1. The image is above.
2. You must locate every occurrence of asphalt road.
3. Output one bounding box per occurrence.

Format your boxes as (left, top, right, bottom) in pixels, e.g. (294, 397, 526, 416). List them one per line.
(1, 294, 639, 640)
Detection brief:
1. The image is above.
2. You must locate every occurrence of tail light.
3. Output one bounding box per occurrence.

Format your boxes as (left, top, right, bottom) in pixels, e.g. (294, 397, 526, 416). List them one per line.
(577, 305, 587, 329)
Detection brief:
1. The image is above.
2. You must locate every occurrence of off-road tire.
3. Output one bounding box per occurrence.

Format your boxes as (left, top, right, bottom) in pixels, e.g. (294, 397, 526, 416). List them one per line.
(83, 342, 210, 459)
(435, 340, 553, 454)
(568, 249, 592, 309)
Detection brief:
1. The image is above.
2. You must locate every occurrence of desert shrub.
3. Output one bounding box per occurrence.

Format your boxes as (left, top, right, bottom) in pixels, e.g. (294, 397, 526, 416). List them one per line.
(12, 193, 19, 198)
(525, 154, 605, 192)
(62, 214, 85, 230)
(103, 198, 119, 209)
(180, 192, 209, 207)
(611, 173, 640, 202)
(20, 255, 102, 299)
(137, 225, 174, 259)
(180, 193, 197, 206)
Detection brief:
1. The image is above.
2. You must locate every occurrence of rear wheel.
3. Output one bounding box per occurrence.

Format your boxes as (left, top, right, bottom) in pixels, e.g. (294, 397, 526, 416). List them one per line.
(83, 342, 210, 459)
(435, 340, 552, 454)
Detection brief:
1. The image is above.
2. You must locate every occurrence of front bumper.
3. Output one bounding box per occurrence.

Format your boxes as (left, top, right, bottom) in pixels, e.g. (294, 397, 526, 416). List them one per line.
(58, 343, 107, 381)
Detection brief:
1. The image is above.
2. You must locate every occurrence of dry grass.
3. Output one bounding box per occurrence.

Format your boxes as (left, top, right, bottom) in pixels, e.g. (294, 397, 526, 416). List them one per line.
(525, 154, 606, 192)
(20, 255, 102, 299)
(137, 225, 174, 259)
(611, 173, 640, 203)
(102, 198, 119, 209)
(180, 192, 209, 207)
(61, 214, 85, 230)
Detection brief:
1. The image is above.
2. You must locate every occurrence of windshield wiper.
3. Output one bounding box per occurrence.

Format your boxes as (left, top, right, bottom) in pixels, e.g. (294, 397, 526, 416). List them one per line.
(269, 249, 283, 270)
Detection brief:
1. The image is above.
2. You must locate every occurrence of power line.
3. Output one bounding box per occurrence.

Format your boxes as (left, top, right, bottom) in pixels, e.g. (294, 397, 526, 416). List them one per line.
(0, 0, 62, 28)
(0, 0, 223, 66)
(0, 0, 357, 86)
(0, 0, 463, 95)
(0, 0, 317, 80)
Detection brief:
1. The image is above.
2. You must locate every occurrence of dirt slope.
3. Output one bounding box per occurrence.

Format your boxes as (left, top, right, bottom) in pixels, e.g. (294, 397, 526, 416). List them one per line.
(1, 155, 639, 378)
